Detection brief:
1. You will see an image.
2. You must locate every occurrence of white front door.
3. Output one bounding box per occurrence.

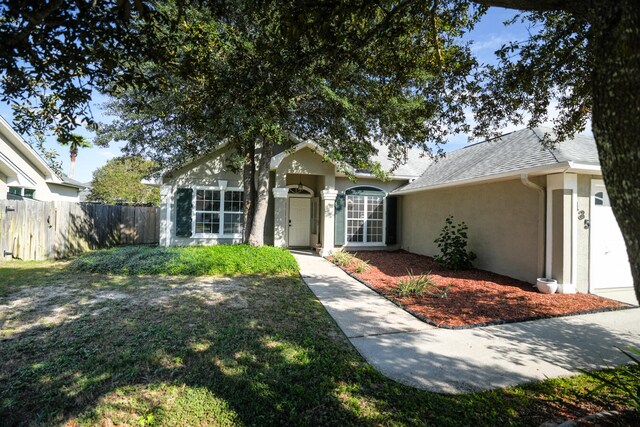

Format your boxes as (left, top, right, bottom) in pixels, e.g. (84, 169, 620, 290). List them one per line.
(590, 180, 633, 290)
(288, 197, 311, 247)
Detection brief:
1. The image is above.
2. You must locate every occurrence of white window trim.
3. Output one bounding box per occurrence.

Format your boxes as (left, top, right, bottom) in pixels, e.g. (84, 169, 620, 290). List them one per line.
(191, 186, 244, 238)
(8, 186, 36, 199)
(343, 193, 387, 247)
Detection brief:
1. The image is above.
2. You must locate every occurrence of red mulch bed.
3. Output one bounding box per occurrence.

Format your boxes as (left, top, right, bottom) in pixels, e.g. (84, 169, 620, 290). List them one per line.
(337, 250, 629, 328)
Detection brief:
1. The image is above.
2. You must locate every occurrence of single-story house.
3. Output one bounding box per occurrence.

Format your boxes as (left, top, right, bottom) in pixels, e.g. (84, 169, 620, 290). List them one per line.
(159, 127, 634, 303)
(0, 115, 85, 201)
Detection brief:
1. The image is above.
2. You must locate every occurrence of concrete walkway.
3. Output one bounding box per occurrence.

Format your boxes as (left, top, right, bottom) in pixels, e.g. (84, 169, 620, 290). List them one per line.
(293, 250, 640, 394)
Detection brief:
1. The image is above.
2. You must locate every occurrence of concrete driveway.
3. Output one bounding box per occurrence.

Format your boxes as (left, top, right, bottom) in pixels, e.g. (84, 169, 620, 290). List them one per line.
(293, 250, 640, 394)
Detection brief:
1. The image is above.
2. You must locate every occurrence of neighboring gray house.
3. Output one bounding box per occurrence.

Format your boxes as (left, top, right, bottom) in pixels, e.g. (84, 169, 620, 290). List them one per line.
(160, 127, 634, 303)
(0, 115, 85, 201)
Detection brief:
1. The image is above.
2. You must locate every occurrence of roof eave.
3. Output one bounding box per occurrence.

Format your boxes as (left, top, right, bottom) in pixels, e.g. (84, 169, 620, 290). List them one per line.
(392, 162, 574, 195)
(0, 115, 63, 183)
(49, 181, 86, 189)
(567, 161, 602, 174)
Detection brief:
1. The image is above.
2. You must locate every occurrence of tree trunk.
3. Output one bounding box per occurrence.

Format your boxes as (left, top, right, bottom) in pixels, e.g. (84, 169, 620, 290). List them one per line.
(589, 0, 640, 303)
(242, 141, 256, 243)
(248, 138, 274, 246)
(69, 148, 77, 178)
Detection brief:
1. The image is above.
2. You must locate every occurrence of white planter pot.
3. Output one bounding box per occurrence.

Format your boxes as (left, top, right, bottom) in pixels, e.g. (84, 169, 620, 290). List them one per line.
(536, 278, 558, 294)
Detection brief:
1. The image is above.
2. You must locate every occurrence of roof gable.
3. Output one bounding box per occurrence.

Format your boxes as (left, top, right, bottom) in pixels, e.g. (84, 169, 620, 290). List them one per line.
(272, 137, 429, 179)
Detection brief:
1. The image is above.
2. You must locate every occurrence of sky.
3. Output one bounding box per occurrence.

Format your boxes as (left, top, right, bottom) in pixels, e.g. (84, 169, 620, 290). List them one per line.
(0, 7, 558, 183)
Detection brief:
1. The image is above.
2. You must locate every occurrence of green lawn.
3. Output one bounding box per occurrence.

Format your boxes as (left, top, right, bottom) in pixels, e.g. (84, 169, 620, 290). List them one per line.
(0, 247, 637, 426)
(68, 244, 299, 276)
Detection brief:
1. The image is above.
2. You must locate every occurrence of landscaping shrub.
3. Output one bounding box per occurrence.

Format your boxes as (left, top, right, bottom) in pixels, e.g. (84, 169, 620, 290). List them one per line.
(395, 270, 449, 298)
(68, 244, 299, 275)
(355, 259, 371, 273)
(433, 215, 476, 270)
(330, 249, 355, 267)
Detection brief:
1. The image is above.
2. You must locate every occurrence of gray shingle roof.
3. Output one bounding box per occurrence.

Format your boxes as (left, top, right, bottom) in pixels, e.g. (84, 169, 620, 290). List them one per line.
(59, 174, 88, 189)
(393, 127, 599, 193)
(368, 143, 431, 178)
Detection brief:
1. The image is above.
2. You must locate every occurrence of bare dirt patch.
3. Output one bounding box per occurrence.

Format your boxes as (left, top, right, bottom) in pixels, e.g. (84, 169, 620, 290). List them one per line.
(0, 275, 247, 340)
(337, 251, 628, 328)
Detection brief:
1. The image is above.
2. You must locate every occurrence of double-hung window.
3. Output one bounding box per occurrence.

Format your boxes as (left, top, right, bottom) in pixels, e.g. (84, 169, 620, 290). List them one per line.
(346, 187, 385, 244)
(194, 188, 243, 236)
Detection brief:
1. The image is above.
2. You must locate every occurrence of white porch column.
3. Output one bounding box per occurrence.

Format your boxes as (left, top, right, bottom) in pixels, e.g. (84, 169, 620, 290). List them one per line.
(320, 188, 338, 256)
(273, 187, 289, 247)
(545, 173, 578, 293)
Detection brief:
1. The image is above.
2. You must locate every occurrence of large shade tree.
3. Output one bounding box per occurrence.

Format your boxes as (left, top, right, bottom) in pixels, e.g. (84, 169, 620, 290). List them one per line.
(1, 0, 639, 299)
(95, 0, 480, 245)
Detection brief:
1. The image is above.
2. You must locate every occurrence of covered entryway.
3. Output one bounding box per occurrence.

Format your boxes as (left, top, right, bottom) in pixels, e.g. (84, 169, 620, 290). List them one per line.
(288, 196, 311, 247)
(590, 179, 634, 298)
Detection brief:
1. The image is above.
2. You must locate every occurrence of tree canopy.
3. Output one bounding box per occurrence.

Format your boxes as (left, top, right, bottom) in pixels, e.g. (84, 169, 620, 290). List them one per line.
(87, 156, 160, 206)
(97, 1, 481, 166)
(95, 0, 483, 244)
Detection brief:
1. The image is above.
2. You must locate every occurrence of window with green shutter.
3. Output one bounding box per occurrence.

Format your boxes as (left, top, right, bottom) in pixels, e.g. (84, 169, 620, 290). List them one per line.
(385, 196, 398, 245)
(175, 187, 244, 238)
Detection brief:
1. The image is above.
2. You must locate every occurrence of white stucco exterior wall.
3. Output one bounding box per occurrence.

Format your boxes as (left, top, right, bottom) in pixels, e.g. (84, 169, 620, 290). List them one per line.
(47, 184, 82, 202)
(0, 171, 7, 198)
(0, 124, 80, 201)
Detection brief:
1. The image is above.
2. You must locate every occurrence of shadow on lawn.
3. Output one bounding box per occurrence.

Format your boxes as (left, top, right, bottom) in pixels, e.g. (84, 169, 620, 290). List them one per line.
(1, 271, 638, 425)
(0, 265, 69, 297)
(0, 275, 372, 425)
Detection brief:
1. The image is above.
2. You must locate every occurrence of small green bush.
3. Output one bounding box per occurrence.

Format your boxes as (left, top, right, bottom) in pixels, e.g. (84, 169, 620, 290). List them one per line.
(395, 270, 449, 298)
(68, 244, 299, 276)
(355, 259, 370, 273)
(433, 216, 476, 270)
(331, 249, 355, 267)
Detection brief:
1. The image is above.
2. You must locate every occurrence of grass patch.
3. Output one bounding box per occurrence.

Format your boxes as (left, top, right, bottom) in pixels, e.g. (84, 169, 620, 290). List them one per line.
(1, 260, 638, 425)
(68, 244, 299, 276)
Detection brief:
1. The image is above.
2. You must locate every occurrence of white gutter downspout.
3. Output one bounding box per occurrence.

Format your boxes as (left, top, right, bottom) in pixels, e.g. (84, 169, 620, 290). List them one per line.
(521, 174, 546, 279)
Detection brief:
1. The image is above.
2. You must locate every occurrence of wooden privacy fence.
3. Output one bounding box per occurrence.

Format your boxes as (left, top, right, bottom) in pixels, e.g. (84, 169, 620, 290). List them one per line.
(0, 199, 160, 261)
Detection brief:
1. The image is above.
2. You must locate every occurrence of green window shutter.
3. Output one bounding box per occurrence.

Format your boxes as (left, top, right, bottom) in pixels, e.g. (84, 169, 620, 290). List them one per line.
(334, 193, 346, 245)
(175, 188, 193, 237)
(385, 196, 398, 245)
